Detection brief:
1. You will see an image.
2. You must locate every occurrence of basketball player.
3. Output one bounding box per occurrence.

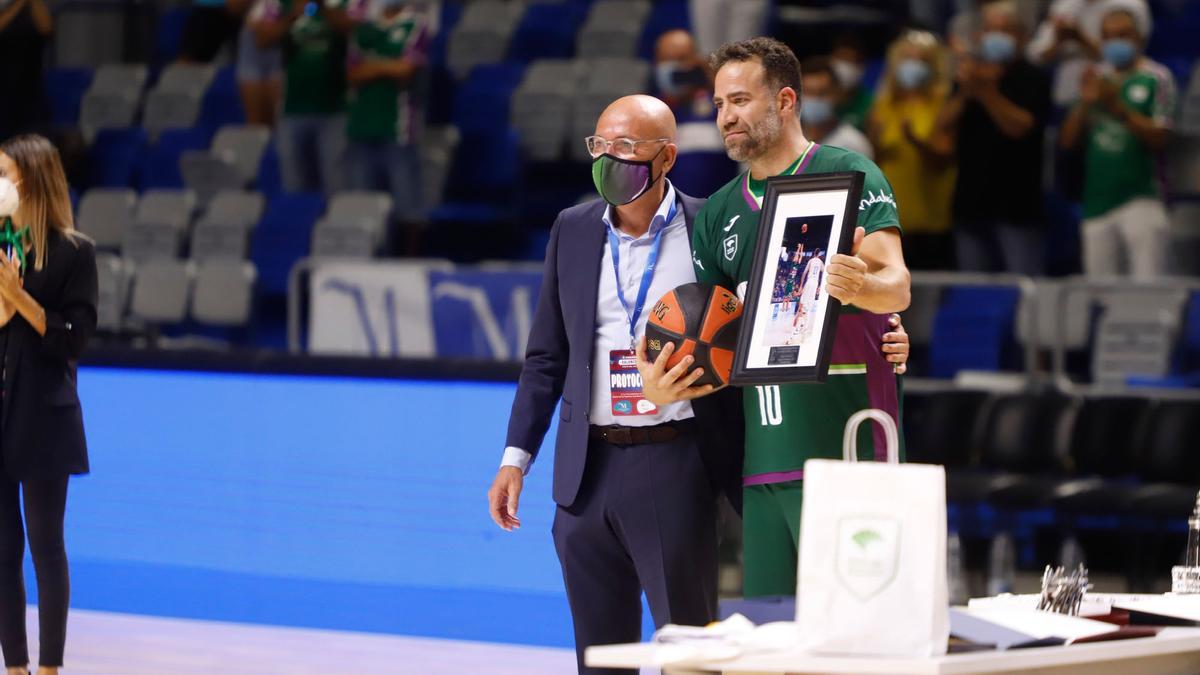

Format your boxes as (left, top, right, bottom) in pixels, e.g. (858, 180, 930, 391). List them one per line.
(638, 38, 910, 598)
(791, 247, 824, 343)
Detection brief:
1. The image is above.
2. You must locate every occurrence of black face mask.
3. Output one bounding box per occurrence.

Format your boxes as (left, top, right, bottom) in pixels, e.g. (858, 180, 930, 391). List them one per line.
(591, 147, 665, 206)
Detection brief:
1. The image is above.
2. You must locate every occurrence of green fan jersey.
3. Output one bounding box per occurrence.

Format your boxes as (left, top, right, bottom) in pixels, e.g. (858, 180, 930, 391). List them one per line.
(1082, 59, 1177, 219)
(346, 11, 430, 143)
(691, 143, 904, 483)
(277, 0, 352, 116)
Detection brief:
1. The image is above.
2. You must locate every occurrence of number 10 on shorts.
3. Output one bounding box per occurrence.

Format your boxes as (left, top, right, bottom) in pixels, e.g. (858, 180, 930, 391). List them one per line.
(756, 385, 783, 426)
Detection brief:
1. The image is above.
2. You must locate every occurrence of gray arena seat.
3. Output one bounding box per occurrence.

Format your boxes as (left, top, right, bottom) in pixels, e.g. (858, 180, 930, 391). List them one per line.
(311, 216, 378, 258)
(575, 0, 651, 58)
(569, 57, 652, 161)
(94, 252, 129, 332)
(80, 64, 148, 141)
(76, 188, 138, 251)
(181, 125, 271, 200)
(129, 259, 194, 324)
(190, 190, 265, 260)
(446, 0, 525, 78)
(510, 60, 580, 161)
(123, 189, 196, 261)
(191, 260, 257, 326)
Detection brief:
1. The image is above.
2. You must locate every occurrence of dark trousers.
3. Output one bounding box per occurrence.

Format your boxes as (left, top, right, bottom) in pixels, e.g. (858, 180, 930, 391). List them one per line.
(0, 477, 69, 668)
(552, 428, 718, 675)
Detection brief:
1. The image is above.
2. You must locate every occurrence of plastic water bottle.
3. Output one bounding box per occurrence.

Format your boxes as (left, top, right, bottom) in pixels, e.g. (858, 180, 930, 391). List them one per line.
(987, 532, 1016, 597)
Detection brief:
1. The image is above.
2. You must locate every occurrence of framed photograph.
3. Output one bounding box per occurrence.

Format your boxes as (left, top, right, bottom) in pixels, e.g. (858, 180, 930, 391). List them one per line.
(730, 171, 865, 385)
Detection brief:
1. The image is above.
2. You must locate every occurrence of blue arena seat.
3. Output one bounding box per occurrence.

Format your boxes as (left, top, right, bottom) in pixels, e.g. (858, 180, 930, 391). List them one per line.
(1177, 290, 1200, 374)
(251, 192, 325, 296)
(928, 286, 1022, 379)
(451, 62, 526, 134)
(44, 67, 93, 127)
(254, 139, 284, 198)
(138, 126, 214, 190)
(154, 5, 191, 66)
(508, 2, 584, 62)
(89, 127, 147, 189)
(200, 65, 245, 130)
(430, 129, 522, 224)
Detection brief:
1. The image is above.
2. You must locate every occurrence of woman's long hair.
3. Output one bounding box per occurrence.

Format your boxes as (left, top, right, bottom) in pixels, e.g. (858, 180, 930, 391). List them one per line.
(875, 29, 952, 106)
(0, 134, 80, 271)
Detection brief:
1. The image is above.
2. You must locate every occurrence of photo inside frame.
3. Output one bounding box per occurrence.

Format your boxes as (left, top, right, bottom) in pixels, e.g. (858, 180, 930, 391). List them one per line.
(758, 215, 835, 352)
(743, 189, 848, 370)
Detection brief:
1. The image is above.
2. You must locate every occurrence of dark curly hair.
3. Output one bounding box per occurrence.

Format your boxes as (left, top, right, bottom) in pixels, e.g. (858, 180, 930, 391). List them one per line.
(709, 37, 802, 99)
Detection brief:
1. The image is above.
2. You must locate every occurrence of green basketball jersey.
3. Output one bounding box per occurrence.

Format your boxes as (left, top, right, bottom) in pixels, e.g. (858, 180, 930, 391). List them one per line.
(278, 0, 351, 116)
(1082, 60, 1177, 218)
(346, 12, 429, 143)
(691, 143, 904, 482)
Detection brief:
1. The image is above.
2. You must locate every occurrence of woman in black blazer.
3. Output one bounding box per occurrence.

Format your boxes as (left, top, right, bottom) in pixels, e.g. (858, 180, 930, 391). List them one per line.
(0, 135, 97, 675)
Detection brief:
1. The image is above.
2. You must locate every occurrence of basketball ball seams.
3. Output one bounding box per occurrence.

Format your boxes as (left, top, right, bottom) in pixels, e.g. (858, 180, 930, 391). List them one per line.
(645, 282, 743, 388)
(650, 290, 688, 335)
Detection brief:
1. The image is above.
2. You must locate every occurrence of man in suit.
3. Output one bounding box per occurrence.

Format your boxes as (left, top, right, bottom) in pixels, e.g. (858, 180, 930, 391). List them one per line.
(486, 95, 908, 674)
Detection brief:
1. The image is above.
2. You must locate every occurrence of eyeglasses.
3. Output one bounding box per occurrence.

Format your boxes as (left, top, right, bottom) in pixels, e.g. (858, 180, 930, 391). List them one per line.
(584, 136, 670, 159)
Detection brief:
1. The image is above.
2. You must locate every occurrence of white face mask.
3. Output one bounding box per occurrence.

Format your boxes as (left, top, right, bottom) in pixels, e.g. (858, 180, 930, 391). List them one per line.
(831, 59, 863, 90)
(0, 178, 19, 219)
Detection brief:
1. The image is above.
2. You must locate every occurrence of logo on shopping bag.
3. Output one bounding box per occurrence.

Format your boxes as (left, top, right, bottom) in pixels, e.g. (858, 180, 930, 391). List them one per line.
(835, 515, 901, 601)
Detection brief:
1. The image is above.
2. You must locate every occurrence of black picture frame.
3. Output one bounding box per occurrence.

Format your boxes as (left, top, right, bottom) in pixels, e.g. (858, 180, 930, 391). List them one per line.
(730, 171, 865, 385)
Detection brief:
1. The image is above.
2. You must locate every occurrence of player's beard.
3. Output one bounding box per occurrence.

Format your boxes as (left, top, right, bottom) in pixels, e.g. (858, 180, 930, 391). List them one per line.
(724, 101, 784, 163)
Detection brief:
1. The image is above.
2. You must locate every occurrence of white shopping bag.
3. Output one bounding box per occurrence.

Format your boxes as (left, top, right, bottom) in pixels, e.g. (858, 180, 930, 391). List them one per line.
(795, 409, 949, 657)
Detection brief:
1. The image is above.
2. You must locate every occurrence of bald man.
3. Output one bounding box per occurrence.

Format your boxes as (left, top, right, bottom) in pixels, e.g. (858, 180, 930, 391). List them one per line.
(487, 96, 909, 672)
(487, 95, 733, 674)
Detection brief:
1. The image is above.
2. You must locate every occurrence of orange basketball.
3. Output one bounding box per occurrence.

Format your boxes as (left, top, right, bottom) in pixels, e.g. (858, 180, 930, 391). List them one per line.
(645, 283, 742, 387)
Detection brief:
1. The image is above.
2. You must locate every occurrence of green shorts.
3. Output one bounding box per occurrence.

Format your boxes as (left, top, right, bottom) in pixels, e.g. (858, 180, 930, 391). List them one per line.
(742, 480, 804, 598)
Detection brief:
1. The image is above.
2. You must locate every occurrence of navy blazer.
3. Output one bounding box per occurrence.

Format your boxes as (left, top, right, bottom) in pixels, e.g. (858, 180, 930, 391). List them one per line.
(505, 191, 744, 510)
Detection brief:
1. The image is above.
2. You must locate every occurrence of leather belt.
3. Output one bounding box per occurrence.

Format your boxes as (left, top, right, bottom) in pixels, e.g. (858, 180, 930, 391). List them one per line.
(588, 420, 692, 446)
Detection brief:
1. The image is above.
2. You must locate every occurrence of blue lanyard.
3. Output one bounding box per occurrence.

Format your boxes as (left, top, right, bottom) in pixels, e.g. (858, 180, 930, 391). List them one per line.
(607, 199, 677, 348)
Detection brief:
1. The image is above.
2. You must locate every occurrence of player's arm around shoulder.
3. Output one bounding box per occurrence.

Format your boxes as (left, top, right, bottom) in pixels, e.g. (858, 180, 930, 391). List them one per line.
(825, 154, 911, 314)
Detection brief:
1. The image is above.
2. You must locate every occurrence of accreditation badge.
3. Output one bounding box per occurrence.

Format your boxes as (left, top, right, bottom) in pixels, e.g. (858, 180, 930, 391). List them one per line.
(609, 350, 658, 416)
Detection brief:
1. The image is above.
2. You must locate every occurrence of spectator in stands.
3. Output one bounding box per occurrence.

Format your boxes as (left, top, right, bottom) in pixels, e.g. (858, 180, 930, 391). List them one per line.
(256, 0, 359, 195)
(799, 57, 874, 159)
(179, 0, 250, 63)
(237, 0, 283, 127)
(1027, 0, 1150, 108)
(0, 134, 97, 675)
(652, 29, 715, 125)
(938, 1, 1051, 274)
(868, 29, 956, 270)
(830, 33, 874, 131)
(345, 0, 431, 226)
(0, 0, 52, 141)
(1059, 3, 1175, 278)
(652, 30, 726, 156)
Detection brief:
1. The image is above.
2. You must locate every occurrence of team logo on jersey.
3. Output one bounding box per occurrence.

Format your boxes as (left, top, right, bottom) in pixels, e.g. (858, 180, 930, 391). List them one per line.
(723, 234, 738, 261)
(836, 515, 901, 601)
(859, 190, 897, 212)
(724, 214, 740, 231)
(1127, 83, 1149, 105)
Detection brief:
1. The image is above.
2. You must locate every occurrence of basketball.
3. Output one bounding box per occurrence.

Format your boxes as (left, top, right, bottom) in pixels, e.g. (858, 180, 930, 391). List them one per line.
(645, 282, 742, 387)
